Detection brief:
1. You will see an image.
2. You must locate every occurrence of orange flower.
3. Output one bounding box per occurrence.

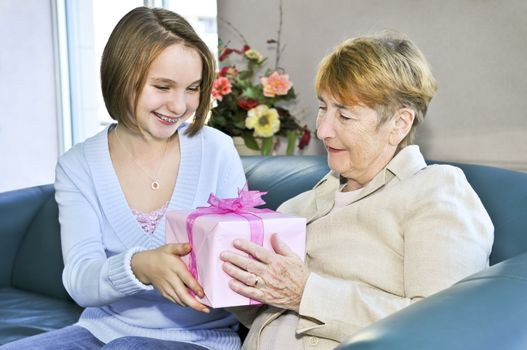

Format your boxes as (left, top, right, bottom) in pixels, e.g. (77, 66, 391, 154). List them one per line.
(211, 77, 232, 101)
(260, 72, 292, 97)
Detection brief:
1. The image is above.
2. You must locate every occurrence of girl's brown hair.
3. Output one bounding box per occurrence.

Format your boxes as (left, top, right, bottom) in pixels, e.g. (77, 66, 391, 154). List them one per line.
(100, 7, 216, 136)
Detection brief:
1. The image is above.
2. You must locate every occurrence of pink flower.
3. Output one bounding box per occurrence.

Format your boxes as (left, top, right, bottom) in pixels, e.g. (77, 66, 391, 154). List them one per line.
(211, 77, 232, 101)
(260, 72, 292, 97)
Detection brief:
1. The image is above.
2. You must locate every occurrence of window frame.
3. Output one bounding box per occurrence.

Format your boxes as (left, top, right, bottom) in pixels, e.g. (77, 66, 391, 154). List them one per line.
(53, 0, 218, 153)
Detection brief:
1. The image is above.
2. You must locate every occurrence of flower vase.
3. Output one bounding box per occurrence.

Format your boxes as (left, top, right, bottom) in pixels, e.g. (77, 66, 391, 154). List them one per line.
(232, 137, 261, 156)
(232, 136, 299, 156)
(272, 136, 298, 156)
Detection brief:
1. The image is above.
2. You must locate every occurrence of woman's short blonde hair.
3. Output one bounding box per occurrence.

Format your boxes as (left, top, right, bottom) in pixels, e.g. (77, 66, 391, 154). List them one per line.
(100, 7, 215, 136)
(316, 32, 437, 147)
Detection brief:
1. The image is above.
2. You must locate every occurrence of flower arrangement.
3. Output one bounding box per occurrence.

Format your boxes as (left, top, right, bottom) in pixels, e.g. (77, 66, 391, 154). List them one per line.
(208, 39, 311, 155)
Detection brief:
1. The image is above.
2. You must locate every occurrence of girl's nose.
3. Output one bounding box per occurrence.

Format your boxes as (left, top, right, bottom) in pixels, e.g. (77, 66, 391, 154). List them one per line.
(167, 91, 186, 116)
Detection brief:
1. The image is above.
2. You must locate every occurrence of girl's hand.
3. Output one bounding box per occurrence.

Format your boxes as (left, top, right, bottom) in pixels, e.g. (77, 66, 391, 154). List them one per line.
(220, 233, 310, 312)
(131, 243, 210, 313)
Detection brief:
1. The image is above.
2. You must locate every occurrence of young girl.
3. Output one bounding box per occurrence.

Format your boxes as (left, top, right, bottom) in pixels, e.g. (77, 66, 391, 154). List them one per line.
(1, 7, 245, 350)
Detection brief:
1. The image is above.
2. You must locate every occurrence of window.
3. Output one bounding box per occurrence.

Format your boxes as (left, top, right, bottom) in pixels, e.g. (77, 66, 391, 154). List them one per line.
(92, 0, 145, 130)
(54, 0, 218, 151)
(165, 0, 218, 59)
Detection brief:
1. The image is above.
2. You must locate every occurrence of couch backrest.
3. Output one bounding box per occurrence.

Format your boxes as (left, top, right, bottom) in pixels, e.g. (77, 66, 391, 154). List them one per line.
(0, 184, 71, 300)
(432, 161, 527, 265)
(241, 156, 330, 210)
(2, 156, 525, 300)
(243, 156, 527, 266)
(11, 188, 71, 300)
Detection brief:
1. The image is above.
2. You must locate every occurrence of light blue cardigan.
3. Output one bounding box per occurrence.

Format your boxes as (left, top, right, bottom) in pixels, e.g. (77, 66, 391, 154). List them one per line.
(55, 124, 246, 349)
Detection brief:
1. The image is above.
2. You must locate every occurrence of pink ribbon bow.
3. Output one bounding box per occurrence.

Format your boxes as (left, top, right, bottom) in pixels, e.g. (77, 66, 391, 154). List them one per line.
(185, 186, 272, 304)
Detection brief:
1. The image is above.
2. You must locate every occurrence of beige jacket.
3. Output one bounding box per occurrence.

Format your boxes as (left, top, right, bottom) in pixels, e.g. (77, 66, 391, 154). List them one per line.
(236, 145, 494, 350)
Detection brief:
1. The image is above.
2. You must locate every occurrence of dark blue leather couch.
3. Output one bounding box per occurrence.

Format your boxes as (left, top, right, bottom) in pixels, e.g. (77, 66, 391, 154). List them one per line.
(0, 156, 526, 349)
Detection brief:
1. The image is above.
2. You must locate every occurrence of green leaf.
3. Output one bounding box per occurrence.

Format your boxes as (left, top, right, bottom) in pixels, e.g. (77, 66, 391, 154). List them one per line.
(243, 86, 262, 100)
(286, 131, 297, 155)
(234, 120, 246, 130)
(261, 137, 274, 156)
(238, 70, 253, 81)
(242, 134, 260, 150)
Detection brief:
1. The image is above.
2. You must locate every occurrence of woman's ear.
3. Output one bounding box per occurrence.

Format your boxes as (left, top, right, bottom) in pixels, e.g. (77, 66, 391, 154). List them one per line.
(389, 108, 415, 145)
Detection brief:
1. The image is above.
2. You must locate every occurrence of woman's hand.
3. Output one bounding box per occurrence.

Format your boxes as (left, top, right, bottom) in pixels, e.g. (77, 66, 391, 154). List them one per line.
(220, 233, 310, 312)
(131, 243, 210, 313)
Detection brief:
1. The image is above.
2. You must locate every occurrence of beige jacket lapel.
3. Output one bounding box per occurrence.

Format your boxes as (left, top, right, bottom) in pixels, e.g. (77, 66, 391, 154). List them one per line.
(309, 166, 394, 221)
(308, 172, 339, 223)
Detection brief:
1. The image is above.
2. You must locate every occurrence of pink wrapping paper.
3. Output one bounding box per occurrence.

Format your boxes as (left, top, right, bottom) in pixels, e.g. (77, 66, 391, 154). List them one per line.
(165, 210, 306, 308)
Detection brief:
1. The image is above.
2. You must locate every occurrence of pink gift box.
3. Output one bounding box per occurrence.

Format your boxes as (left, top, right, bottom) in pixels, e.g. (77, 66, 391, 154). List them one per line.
(165, 210, 306, 308)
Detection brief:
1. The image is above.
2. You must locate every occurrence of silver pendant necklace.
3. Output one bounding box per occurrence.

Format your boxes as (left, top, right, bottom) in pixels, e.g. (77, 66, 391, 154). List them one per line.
(114, 125, 169, 191)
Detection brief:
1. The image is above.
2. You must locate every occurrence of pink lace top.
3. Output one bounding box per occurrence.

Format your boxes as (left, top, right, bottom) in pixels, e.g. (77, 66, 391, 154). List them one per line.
(132, 202, 169, 234)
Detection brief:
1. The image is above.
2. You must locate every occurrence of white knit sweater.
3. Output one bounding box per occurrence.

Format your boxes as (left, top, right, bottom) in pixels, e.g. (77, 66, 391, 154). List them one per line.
(55, 123, 246, 349)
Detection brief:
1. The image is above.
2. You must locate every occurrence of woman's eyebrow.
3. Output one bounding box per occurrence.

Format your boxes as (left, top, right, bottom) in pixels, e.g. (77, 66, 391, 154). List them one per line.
(317, 96, 354, 110)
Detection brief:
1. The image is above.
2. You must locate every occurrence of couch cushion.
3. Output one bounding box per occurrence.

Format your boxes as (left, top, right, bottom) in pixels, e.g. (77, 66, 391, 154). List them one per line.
(0, 288, 82, 345)
(12, 196, 71, 300)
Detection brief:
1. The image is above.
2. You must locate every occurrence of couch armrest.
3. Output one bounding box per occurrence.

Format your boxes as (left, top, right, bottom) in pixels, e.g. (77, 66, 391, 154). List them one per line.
(0, 185, 55, 287)
(337, 252, 527, 350)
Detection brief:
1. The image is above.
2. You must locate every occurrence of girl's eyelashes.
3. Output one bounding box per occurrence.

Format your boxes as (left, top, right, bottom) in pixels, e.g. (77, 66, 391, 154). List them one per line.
(153, 84, 200, 93)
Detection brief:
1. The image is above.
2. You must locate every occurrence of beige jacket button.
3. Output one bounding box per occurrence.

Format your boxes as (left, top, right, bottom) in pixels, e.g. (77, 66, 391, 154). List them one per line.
(308, 336, 319, 346)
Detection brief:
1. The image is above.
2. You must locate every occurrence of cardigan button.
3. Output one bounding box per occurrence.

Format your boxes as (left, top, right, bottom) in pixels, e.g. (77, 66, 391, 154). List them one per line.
(308, 336, 319, 346)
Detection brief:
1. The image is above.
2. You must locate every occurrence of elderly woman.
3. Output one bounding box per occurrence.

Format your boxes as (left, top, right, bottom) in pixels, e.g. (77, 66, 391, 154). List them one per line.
(220, 32, 494, 349)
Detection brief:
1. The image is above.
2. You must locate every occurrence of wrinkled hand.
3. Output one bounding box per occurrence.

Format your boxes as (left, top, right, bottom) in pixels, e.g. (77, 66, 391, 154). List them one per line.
(131, 243, 209, 313)
(220, 234, 310, 312)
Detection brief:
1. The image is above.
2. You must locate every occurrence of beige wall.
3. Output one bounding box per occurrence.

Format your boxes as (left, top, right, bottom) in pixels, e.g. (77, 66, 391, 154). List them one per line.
(1, 0, 525, 194)
(218, 0, 527, 171)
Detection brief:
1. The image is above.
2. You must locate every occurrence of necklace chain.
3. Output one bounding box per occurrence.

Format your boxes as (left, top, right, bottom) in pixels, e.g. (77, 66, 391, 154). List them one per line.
(114, 125, 169, 191)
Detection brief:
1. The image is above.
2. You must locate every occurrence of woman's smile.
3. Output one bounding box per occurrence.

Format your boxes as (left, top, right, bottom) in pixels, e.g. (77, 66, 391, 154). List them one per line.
(325, 144, 346, 153)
